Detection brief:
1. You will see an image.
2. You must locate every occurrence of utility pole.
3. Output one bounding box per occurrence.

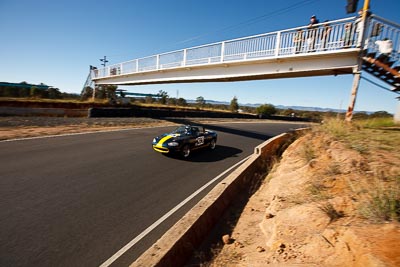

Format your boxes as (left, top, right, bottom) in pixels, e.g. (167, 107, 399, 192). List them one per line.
(93, 56, 109, 102)
(345, 0, 371, 122)
(100, 56, 108, 67)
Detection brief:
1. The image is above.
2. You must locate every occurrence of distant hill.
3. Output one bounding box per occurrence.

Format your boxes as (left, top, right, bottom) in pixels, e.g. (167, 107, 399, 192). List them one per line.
(186, 99, 350, 114)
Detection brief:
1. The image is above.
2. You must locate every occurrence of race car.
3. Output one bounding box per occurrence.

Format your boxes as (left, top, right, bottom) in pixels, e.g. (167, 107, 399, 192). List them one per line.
(152, 125, 217, 158)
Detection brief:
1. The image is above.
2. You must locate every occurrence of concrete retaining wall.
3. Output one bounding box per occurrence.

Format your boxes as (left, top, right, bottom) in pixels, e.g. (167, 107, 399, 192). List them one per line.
(1, 106, 312, 123)
(131, 129, 305, 267)
(88, 107, 258, 119)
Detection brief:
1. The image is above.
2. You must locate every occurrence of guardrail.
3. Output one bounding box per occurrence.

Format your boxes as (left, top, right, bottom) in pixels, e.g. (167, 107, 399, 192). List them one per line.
(93, 16, 359, 79)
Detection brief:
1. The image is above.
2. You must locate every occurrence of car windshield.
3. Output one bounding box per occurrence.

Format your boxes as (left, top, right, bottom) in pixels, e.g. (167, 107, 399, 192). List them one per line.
(171, 125, 189, 134)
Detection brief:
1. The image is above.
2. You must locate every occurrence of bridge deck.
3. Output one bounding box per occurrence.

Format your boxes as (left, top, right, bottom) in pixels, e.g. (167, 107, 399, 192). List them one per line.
(92, 14, 399, 87)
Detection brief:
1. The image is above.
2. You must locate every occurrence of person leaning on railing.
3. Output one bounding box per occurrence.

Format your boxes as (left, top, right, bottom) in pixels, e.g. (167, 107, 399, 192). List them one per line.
(306, 15, 320, 52)
(320, 21, 332, 51)
(294, 29, 305, 54)
(343, 23, 354, 48)
(355, 10, 363, 47)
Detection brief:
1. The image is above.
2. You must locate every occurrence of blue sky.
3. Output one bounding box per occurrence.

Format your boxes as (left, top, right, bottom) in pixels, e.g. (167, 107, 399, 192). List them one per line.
(1, 0, 399, 113)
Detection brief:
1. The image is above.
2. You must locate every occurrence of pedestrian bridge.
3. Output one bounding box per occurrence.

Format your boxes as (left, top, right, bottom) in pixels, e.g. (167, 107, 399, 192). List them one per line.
(92, 14, 399, 90)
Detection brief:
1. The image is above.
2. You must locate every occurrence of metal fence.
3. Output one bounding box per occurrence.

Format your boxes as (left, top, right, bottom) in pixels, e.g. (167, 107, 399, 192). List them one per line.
(94, 15, 377, 79)
(364, 15, 400, 62)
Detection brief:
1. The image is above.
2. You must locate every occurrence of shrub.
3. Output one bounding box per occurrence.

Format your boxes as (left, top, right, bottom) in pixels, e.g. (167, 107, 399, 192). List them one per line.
(360, 186, 400, 222)
(319, 203, 344, 223)
(256, 104, 276, 117)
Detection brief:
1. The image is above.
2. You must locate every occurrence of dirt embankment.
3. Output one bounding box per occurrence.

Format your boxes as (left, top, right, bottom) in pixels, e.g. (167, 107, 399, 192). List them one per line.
(206, 124, 400, 266)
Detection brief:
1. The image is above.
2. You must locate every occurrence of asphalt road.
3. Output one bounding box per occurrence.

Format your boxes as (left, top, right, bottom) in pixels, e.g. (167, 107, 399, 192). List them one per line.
(0, 121, 307, 267)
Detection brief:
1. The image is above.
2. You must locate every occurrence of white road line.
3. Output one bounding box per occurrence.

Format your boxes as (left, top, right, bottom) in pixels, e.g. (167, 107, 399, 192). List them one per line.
(99, 155, 251, 267)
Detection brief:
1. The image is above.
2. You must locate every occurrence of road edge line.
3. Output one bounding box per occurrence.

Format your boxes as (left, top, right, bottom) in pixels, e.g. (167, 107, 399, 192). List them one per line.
(130, 128, 307, 267)
(99, 156, 251, 267)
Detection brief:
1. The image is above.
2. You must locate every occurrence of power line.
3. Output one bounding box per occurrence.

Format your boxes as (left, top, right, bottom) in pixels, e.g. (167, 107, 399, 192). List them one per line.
(173, 0, 320, 47)
(361, 75, 400, 95)
(106, 0, 321, 61)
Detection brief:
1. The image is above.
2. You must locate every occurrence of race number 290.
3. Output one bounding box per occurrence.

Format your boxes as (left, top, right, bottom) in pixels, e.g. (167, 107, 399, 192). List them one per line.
(196, 136, 205, 146)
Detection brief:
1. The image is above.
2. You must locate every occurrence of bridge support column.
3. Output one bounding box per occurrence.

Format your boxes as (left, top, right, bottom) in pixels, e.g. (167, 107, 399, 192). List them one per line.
(345, 72, 361, 122)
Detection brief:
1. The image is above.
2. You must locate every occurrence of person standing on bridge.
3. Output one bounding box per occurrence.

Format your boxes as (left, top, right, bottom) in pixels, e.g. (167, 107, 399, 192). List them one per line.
(355, 9, 364, 47)
(320, 21, 332, 50)
(307, 15, 320, 52)
(294, 29, 305, 54)
(355, 9, 371, 48)
(343, 23, 354, 48)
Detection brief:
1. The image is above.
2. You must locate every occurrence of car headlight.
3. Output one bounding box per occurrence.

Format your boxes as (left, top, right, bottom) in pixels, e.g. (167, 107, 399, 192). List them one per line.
(152, 138, 157, 143)
(167, 141, 179, 147)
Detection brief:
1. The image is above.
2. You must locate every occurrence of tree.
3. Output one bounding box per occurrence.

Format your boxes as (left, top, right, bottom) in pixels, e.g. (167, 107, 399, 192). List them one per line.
(352, 112, 369, 120)
(167, 97, 177, 105)
(240, 105, 256, 114)
(19, 87, 30, 98)
(145, 96, 154, 103)
(0, 85, 17, 97)
(30, 86, 40, 98)
(95, 85, 117, 99)
(196, 96, 206, 107)
(370, 111, 392, 118)
(256, 104, 277, 117)
(47, 87, 61, 99)
(158, 90, 169, 105)
(176, 97, 187, 106)
(81, 86, 93, 100)
(230, 96, 239, 112)
(61, 92, 80, 100)
(281, 108, 296, 116)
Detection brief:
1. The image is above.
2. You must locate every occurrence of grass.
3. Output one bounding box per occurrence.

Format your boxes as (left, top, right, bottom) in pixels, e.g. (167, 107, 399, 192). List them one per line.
(308, 181, 330, 201)
(318, 117, 400, 154)
(360, 181, 400, 223)
(349, 143, 369, 154)
(356, 117, 397, 128)
(312, 117, 400, 223)
(299, 145, 317, 163)
(319, 118, 351, 139)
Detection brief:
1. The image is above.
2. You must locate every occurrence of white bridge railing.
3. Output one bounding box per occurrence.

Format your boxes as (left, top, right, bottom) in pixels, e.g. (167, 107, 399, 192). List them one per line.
(94, 16, 369, 79)
(364, 15, 400, 62)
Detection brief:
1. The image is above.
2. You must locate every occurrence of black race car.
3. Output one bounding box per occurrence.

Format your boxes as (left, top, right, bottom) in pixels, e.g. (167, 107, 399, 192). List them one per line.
(152, 125, 217, 158)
